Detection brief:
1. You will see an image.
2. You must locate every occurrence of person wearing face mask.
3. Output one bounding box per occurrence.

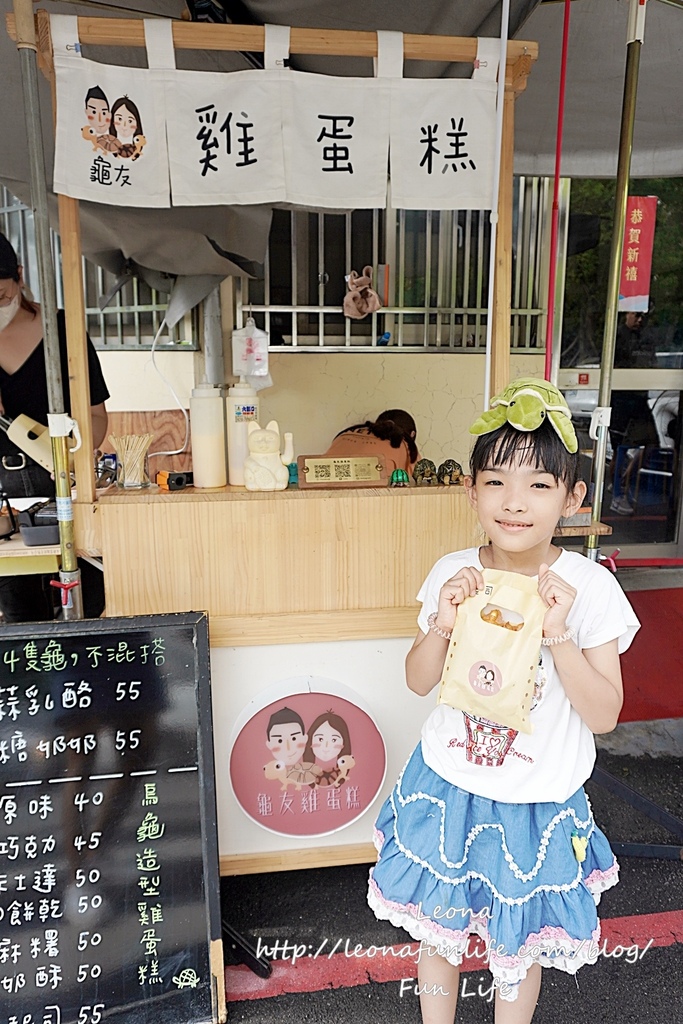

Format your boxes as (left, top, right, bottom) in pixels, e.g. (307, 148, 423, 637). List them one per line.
(0, 232, 110, 621)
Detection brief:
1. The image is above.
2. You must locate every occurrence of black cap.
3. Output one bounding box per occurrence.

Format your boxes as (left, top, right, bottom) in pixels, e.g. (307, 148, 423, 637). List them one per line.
(0, 233, 19, 281)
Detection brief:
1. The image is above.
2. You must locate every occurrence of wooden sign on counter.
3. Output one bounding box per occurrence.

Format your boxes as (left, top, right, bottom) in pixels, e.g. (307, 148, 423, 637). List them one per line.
(297, 454, 388, 489)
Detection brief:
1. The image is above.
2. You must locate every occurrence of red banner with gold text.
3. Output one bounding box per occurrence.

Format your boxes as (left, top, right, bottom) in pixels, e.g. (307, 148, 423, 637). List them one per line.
(618, 195, 657, 312)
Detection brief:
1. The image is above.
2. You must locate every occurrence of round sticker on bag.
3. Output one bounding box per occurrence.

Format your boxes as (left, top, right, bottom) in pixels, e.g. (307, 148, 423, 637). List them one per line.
(468, 660, 502, 696)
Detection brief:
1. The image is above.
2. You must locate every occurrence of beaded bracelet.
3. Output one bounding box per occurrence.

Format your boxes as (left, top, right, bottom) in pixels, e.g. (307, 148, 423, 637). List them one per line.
(427, 612, 453, 640)
(541, 626, 577, 647)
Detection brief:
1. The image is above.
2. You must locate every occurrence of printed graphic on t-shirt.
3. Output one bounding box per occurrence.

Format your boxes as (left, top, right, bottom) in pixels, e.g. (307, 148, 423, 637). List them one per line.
(455, 654, 544, 768)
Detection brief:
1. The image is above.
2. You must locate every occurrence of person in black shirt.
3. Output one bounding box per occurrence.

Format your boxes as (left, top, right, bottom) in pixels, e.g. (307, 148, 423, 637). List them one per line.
(0, 232, 110, 620)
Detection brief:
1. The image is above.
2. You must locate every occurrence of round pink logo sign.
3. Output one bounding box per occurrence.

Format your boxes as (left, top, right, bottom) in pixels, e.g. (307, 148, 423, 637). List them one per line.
(230, 680, 386, 837)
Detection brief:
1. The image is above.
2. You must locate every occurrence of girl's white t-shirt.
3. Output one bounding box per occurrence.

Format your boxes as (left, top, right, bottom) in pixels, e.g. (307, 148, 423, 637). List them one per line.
(417, 547, 640, 804)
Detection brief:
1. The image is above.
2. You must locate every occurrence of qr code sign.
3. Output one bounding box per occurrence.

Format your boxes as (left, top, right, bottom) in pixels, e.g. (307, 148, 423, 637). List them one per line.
(314, 464, 332, 481)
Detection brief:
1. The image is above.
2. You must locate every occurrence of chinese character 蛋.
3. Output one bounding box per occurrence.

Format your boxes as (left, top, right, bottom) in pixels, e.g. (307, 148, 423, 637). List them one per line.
(317, 115, 354, 173)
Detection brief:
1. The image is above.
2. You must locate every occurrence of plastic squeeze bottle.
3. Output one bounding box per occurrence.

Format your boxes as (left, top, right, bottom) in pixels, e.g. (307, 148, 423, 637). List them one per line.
(190, 381, 227, 488)
(226, 379, 259, 485)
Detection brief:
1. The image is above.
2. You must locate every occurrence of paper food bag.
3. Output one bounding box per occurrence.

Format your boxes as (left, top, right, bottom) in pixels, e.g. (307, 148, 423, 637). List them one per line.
(437, 568, 546, 736)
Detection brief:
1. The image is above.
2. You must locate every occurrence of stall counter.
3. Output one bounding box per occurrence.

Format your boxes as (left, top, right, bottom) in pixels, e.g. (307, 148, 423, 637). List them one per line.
(96, 484, 480, 645)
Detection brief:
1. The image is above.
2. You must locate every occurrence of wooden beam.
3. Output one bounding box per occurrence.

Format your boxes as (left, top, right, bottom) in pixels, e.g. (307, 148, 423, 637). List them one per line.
(220, 842, 377, 876)
(6, 15, 537, 72)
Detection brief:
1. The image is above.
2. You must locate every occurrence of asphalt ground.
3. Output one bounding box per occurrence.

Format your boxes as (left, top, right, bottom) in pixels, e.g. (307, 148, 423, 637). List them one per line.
(221, 750, 683, 1024)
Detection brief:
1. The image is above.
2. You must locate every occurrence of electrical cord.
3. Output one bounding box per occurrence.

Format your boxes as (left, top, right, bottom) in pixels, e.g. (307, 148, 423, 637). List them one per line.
(145, 316, 190, 460)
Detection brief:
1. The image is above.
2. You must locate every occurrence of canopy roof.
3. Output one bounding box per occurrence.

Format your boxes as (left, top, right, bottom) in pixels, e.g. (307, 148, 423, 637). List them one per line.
(1, 0, 681, 278)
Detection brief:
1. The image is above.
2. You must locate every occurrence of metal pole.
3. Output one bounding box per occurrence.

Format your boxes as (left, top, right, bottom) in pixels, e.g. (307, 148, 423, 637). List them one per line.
(584, 0, 647, 561)
(12, 0, 82, 616)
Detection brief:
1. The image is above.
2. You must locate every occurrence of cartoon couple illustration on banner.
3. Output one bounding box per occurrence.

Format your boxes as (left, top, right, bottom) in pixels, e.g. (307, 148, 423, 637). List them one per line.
(82, 85, 147, 161)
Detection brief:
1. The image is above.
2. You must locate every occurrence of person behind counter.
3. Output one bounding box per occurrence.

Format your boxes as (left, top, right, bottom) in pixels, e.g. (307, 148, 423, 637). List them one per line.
(0, 232, 110, 622)
(323, 409, 419, 474)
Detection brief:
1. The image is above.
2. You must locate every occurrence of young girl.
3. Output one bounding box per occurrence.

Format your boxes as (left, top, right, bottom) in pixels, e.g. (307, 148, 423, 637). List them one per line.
(368, 379, 639, 1024)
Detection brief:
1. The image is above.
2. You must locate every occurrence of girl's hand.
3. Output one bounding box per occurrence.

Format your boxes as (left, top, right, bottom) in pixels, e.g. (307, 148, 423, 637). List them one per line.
(435, 566, 484, 631)
(538, 562, 577, 638)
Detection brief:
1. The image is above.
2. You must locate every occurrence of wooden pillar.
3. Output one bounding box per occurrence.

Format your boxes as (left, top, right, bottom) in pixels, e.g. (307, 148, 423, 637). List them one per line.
(57, 195, 96, 503)
(490, 87, 515, 399)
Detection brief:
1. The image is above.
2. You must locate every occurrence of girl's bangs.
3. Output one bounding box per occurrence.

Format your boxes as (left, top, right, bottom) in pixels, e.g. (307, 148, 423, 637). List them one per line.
(471, 421, 578, 485)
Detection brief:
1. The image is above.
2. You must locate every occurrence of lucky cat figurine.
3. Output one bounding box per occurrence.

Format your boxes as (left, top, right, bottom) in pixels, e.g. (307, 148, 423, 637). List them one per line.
(243, 420, 294, 492)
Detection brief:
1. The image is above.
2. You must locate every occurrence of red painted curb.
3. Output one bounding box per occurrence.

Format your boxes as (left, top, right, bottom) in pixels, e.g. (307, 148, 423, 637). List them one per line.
(225, 908, 683, 1001)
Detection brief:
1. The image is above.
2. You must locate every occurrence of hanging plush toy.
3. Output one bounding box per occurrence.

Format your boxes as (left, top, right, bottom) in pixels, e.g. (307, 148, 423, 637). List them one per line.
(469, 377, 578, 454)
(343, 266, 382, 320)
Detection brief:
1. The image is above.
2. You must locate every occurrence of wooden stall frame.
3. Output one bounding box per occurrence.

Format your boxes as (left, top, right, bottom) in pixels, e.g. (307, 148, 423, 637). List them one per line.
(6, 13, 539, 875)
(7, 11, 538, 531)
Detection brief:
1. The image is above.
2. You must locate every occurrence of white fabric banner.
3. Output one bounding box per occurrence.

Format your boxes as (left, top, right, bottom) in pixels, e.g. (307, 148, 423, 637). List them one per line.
(389, 79, 498, 210)
(282, 73, 390, 209)
(165, 69, 287, 206)
(51, 15, 171, 208)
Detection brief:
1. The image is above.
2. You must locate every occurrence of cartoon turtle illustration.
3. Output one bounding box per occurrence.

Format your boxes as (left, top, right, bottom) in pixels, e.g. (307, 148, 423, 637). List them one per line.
(172, 969, 200, 989)
(469, 378, 578, 453)
(263, 759, 323, 791)
(81, 125, 122, 156)
(332, 753, 356, 787)
(131, 133, 147, 160)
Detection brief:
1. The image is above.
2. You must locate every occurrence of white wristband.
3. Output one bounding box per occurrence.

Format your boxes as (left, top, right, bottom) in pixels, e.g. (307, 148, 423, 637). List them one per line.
(541, 626, 577, 647)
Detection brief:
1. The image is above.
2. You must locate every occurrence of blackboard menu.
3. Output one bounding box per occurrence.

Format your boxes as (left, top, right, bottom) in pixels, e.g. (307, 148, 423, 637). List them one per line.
(0, 612, 225, 1024)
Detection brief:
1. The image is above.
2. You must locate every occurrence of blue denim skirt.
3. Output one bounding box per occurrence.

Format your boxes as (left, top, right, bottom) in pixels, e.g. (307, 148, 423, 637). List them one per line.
(367, 744, 618, 1001)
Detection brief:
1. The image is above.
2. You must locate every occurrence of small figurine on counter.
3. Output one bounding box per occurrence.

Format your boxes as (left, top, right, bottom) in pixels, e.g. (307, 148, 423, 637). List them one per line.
(413, 458, 437, 485)
(437, 459, 463, 485)
(243, 420, 294, 492)
(390, 468, 410, 487)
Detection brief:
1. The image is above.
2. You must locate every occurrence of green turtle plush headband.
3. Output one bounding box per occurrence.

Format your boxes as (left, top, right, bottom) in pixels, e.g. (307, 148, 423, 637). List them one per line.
(469, 377, 578, 454)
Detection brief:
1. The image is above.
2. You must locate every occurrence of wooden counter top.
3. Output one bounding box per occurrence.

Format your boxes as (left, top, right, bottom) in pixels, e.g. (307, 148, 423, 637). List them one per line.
(97, 482, 470, 502)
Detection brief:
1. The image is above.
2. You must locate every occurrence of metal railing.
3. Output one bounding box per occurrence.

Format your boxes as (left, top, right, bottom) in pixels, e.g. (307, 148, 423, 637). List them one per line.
(237, 176, 567, 351)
